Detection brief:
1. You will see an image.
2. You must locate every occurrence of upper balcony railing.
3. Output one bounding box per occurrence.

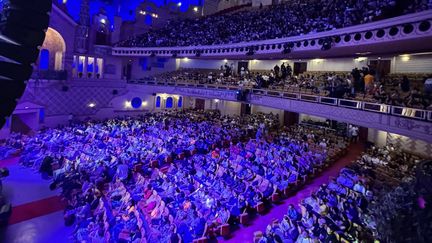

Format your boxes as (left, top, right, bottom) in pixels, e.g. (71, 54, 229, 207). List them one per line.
(129, 79, 432, 123)
(113, 10, 432, 57)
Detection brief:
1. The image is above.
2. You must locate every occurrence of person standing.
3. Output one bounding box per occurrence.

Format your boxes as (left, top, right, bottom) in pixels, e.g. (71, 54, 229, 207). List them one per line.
(281, 63, 287, 80)
(364, 71, 375, 95)
(424, 76, 432, 97)
(401, 75, 410, 92)
(274, 65, 280, 79)
(351, 125, 359, 143)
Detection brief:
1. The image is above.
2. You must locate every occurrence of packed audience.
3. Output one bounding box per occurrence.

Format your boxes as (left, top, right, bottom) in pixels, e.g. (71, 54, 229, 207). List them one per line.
(255, 145, 431, 242)
(133, 66, 432, 110)
(10, 110, 350, 242)
(116, 0, 429, 47)
(0, 167, 10, 226)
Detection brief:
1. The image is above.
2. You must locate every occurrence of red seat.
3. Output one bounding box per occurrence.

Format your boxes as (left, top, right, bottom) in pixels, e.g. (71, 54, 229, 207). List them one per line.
(178, 153, 185, 160)
(220, 224, 230, 237)
(150, 160, 158, 168)
(240, 213, 249, 225)
(271, 193, 280, 203)
(193, 237, 208, 243)
(133, 163, 143, 173)
(283, 186, 293, 196)
(160, 166, 169, 174)
(256, 202, 265, 214)
(119, 230, 130, 241)
(165, 156, 173, 164)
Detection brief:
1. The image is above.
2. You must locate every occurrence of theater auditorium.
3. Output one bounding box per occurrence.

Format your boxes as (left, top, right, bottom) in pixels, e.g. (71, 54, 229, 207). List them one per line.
(0, 0, 432, 242)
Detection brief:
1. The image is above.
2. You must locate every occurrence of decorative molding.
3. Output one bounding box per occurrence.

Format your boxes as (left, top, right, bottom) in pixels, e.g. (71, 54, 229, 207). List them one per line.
(112, 10, 432, 58)
(393, 117, 432, 135)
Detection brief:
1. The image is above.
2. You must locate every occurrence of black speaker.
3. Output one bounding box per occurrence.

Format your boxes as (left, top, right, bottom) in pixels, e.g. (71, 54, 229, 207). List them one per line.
(236, 90, 250, 102)
(0, 0, 53, 129)
(112, 89, 118, 95)
(61, 86, 69, 92)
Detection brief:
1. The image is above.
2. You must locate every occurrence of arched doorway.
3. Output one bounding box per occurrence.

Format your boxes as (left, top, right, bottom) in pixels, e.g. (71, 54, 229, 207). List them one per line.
(38, 27, 66, 71)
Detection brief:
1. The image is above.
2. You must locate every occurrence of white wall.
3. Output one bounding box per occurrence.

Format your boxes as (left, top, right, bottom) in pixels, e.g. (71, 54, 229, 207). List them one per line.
(251, 104, 284, 124)
(367, 128, 388, 147)
(249, 59, 293, 71)
(178, 58, 237, 70)
(299, 113, 327, 122)
(206, 100, 241, 116)
(306, 57, 368, 72)
(178, 58, 296, 72)
(221, 101, 241, 116)
(117, 53, 432, 77)
(391, 54, 432, 73)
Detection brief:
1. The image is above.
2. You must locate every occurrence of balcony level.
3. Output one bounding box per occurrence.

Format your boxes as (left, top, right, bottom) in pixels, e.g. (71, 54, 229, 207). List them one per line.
(127, 82, 432, 144)
(112, 10, 432, 59)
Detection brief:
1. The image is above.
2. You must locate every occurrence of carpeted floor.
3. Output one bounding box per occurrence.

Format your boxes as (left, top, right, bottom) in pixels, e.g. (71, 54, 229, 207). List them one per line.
(8, 196, 65, 225)
(220, 143, 365, 243)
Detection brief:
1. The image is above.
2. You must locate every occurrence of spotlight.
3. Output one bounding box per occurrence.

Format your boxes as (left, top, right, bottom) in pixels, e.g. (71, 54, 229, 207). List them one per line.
(282, 47, 291, 54)
(246, 46, 255, 56)
(321, 38, 332, 51)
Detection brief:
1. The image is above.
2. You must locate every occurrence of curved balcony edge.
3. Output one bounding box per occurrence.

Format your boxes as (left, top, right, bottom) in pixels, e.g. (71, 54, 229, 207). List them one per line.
(112, 10, 432, 57)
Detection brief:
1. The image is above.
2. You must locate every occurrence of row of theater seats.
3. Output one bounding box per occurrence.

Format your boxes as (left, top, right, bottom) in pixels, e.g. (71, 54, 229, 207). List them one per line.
(12, 110, 349, 242)
(114, 0, 429, 47)
(133, 69, 432, 110)
(254, 146, 425, 242)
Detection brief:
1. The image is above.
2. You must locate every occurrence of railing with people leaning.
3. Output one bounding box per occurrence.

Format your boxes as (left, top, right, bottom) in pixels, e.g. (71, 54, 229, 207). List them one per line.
(129, 79, 432, 122)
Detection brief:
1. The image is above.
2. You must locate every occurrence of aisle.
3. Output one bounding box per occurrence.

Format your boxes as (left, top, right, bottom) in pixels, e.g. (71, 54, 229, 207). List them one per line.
(1, 157, 68, 243)
(1, 157, 59, 206)
(0, 211, 73, 243)
(220, 143, 365, 243)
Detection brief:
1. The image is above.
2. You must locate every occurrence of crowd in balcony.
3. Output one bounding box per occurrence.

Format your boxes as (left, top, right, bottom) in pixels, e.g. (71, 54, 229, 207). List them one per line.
(135, 66, 432, 110)
(6, 110, 351, 242)
(255, 146, 430, 243)
(115, 0, 430, 47)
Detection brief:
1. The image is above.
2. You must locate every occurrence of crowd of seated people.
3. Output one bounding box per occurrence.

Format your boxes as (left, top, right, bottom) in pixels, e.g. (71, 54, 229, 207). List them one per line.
(134, 66, 432, 110)
(12, 110, 350, 242)
(0, 167, 11, 227)
(115, 0, 429, 47)
(0, 133, 23, 161)
(255, 145, 428, 242)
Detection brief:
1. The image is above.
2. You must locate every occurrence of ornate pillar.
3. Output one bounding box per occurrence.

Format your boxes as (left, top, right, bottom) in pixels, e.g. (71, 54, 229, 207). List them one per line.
(75, 0, 90, 54)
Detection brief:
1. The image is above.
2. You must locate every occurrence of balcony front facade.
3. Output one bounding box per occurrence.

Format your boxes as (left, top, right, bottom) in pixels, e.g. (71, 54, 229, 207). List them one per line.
(125, 81, 432, 144)
(112, 10, 432, 59)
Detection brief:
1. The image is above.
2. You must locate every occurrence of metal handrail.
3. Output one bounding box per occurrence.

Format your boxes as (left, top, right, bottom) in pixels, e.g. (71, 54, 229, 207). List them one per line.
(391, 106, 426, 120)
(129, 80, 432, 122)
